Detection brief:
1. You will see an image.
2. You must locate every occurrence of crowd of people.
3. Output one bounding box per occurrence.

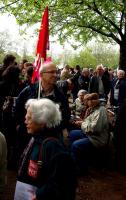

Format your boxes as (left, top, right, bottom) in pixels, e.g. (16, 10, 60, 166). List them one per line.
(0, 53, 126, 199)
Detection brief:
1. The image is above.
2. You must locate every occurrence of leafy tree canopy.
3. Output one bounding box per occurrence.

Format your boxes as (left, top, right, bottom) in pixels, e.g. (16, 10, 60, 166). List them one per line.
(1, 0, 126, 69)
(0, 0, 125, 46)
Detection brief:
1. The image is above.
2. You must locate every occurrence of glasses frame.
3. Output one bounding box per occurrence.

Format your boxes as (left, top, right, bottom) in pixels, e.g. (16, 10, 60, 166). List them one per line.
(43, 70, 58, 74)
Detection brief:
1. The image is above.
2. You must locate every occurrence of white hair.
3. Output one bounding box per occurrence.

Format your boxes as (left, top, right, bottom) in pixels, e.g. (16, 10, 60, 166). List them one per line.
(117, 69, 125, 76)
(96, 64, 104, 70)
(77, 89, 88, 96)
(25, 98, 62, 128)
(82, 68, 89, 73)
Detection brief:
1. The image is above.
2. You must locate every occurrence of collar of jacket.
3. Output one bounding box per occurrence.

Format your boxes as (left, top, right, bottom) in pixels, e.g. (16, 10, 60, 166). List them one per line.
(32, 126, 60, 143)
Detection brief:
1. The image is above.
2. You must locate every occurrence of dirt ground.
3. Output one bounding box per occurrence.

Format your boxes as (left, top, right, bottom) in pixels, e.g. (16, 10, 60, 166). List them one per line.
(76, 168, 126, 200)
(4, 168, 126, 200)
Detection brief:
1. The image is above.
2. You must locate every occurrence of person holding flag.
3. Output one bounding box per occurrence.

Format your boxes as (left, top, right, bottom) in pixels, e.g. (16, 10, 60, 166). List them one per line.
(12, 7, 71, 166)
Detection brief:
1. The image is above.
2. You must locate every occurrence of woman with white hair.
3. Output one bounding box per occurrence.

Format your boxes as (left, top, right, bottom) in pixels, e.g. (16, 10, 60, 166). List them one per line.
(25, 98, 61, 133)
(14, 98, 77, 200)
(71, 89, 88, 118)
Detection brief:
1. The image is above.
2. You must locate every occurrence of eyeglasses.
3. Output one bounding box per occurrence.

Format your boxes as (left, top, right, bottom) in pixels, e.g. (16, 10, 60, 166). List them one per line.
(43, 70, 58, 74)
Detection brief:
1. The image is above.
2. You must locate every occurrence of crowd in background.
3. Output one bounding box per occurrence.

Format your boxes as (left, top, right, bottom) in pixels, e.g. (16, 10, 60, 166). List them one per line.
(0, 54, 126, 199)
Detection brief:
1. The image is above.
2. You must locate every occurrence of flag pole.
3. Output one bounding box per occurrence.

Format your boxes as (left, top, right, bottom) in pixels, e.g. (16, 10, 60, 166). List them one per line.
(38, 57, 44, 99)
(38, 78, 41, 99)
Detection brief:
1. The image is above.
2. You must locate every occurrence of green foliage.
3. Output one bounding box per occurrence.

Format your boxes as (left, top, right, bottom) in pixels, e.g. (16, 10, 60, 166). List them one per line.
(24, 55, 34, 63)
(0, 43, 119, 69)
(0, 51, 34, 65)
(92, 43, 119, 68)
(67, 49, 96, 68)
(65, 44, 119, 69)
(0, 51, 20, 64)
(0, 0, 125, 44)
(0, 0, 125, 68)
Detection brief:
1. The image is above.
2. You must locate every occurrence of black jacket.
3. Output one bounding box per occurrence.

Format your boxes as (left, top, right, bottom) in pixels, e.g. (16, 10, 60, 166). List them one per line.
(17, 129, 77, 200)
(13, 82, 70, 130)
(89, 74, 110, 98)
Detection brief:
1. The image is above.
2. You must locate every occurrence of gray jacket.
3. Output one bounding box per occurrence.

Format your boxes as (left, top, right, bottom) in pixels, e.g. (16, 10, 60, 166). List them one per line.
(81, 105, 109, 147)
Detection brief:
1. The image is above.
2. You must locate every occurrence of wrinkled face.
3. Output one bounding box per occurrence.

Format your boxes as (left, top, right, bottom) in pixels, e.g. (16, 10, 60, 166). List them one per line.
(78, 93, 85, 102)
(41, 64, 58, 86)
(117, 71, 125, 79)
(82, 70, 89, 77)
(96, 66, 104, 76)
(25, 107, 45, 134)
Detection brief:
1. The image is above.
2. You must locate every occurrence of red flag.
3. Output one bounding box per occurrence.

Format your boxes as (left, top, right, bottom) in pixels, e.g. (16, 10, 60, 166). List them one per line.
(32, 6, 49, 83)
(36, 6, 49, 60)
(31, 54, 41, 83)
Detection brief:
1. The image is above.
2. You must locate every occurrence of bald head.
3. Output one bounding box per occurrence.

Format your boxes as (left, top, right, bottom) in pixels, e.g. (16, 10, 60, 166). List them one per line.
(39, 62, 56, 74)
(39, 62, 58, 89)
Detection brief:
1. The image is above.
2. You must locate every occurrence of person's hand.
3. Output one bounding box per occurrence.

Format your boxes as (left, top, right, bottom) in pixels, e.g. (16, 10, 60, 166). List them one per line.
(74, 120, 82, 127)
(63, 128, 69, 138)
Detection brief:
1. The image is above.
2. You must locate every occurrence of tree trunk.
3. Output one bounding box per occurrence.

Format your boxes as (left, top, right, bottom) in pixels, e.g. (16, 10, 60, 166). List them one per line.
(119, 37, 126, 72)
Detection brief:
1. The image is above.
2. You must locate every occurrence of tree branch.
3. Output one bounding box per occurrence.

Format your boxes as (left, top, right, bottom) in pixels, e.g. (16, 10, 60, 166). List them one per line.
(0, 0, 20, 11)
(120, 10, 124, 30)
(88, 1, 124, 38)
(78, 24, 121, 44)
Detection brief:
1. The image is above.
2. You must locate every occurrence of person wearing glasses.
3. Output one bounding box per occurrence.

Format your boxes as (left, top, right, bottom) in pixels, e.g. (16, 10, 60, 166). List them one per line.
(12, 62, 70, 168)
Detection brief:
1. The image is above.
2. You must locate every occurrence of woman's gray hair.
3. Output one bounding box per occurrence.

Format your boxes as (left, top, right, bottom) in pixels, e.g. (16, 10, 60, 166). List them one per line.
(25, 98, 62, 128)
(77, 89, 88, 97)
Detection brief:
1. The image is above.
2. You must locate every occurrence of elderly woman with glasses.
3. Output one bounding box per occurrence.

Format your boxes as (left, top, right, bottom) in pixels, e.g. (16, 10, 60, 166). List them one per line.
(14, 98, 77, 200)
(69, 93, 109, 175)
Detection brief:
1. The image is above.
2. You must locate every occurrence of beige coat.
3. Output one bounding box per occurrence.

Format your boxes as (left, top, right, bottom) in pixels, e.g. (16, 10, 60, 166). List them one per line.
(81, 105, 109, 148)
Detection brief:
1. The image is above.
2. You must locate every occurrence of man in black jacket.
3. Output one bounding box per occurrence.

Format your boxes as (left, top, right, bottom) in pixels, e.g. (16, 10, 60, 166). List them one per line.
(13, 62, 70, 164)
(89, 64, 110, 100)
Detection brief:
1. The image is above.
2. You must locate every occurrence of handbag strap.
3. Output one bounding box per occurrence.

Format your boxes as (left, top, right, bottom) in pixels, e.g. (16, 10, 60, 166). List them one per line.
(18, 137, 35, 176)
(37, 137, 59, 168)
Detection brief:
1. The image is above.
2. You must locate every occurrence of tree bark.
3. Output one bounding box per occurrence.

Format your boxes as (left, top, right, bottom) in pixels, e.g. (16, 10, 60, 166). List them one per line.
(119, 37, 126, 72)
